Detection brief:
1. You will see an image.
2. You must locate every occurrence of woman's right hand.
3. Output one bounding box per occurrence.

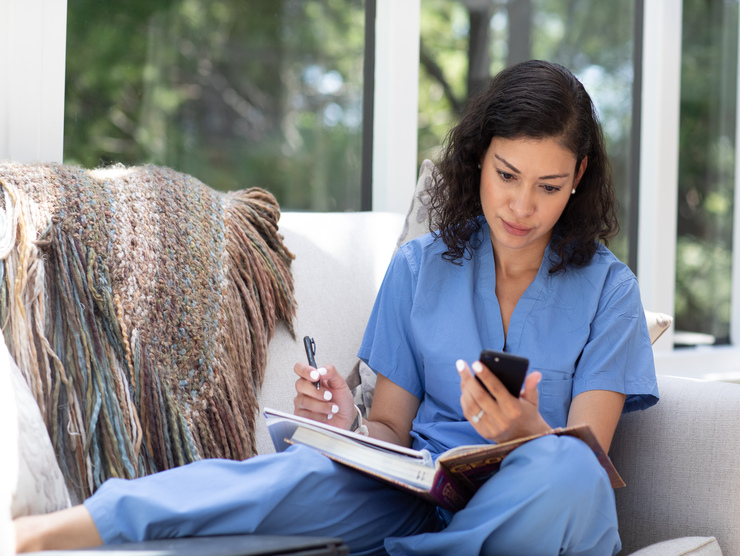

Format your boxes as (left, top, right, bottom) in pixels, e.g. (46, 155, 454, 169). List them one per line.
(293, 362, 356, 430)
(457, 358, 550, 444)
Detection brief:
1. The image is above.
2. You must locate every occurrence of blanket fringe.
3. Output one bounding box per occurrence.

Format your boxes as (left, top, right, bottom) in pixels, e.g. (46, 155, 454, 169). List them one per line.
(0, 163, 296, 500)
(222, 188, 296, 455)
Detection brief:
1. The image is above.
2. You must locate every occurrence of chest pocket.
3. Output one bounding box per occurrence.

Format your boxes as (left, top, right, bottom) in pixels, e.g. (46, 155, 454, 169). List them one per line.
(537, 374, 573, 428)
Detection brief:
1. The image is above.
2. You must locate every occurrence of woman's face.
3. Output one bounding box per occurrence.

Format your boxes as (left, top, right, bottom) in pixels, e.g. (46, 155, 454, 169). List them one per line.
(480, 136, 586, 257)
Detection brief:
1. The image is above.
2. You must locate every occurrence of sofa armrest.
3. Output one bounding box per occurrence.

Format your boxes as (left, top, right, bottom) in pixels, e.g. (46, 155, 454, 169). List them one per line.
(611, 375, 740, 555)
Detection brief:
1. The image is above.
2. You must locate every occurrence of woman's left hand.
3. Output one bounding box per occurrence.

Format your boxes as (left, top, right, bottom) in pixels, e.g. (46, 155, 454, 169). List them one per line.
(457, 359, 550, 443)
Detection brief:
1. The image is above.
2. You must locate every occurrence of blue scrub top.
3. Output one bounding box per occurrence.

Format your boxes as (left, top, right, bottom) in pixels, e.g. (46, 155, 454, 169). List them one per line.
(358, 218, 659, 459)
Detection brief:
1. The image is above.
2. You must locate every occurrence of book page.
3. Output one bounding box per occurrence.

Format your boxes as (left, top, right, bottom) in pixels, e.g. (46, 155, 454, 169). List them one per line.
(264, 407, 425, 459)
(288, 426, 437, 490)
(437, 424, 625, 490)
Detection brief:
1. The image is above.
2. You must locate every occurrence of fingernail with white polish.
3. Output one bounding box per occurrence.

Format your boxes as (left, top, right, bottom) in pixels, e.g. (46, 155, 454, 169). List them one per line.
(327, 413, 333, 420)
(318, 367, 328, 376)
(332, 404, 339, 414)
(323, 390, 333, 401)
(310, 370, 320, 381)
(472, 361, 483, 374)
(456, 359, 466, 373)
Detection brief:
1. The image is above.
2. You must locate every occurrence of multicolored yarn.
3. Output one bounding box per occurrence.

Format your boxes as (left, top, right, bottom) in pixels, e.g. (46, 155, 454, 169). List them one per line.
(0, 163, 296, 501)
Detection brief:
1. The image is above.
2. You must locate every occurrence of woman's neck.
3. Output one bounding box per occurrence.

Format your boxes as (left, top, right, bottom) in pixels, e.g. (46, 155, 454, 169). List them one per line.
(490, 232, 550, 281)
(491, 233, 550, 339)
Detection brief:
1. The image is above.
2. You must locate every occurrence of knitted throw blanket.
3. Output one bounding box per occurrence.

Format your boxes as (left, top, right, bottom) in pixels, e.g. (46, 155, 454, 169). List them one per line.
(0, 163, 296, 501)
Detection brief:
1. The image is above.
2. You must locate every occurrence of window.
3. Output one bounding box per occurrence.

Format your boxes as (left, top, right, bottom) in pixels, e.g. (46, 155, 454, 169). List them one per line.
(674, 0, 738, 347)
(418, 0, 640, 267)
(64, 0, 368, 211)
(4, 0, 740, 377)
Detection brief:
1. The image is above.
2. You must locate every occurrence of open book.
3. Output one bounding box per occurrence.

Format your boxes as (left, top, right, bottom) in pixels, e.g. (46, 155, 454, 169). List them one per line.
(264, 408, 624, 512)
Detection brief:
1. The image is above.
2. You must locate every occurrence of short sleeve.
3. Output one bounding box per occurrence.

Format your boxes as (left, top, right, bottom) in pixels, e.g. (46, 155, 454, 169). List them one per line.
(572, 273, 659, 413)
(357, 246, 424, 400)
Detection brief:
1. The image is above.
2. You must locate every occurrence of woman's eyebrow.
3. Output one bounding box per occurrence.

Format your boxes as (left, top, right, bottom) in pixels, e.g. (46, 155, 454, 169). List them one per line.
(493, 153, 571, 180)
(494, 154, 520, 174)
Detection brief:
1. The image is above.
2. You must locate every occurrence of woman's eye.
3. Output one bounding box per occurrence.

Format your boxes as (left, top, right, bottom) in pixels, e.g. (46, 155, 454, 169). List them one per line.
(542, 185, 560, 193)
(498, 171, 514, 181)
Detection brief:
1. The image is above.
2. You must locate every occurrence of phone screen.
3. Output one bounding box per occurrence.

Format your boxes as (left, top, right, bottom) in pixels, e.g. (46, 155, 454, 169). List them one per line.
(478, 350, 529, 398)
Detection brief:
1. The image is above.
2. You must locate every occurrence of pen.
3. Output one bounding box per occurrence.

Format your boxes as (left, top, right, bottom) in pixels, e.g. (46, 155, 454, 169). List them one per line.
(303, 336, 321, 390)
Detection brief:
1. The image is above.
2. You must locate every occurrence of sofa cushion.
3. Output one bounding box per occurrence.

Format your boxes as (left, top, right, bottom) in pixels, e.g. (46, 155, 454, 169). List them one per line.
(5, 334, 71, 513)
(395, 159, 436, 250)
(612, 376, 740, 555)
(0, 330, 18, 552)
(644, 310, 672, 344)
(629, 536, 722, 556)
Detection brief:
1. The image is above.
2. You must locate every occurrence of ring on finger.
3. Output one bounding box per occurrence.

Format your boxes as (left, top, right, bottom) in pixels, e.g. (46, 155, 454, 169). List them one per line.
(471, 409, 485, 423)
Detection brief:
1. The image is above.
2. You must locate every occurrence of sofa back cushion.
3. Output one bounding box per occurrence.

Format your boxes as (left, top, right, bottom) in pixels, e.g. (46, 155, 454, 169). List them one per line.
(612, 375, 740, 554)
(255, 211, 405, 454)
(3, 334, 71, 513)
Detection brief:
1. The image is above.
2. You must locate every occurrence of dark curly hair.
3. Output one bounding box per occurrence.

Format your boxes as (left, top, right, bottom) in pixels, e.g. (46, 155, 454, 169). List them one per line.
(430, 60, 619, 273)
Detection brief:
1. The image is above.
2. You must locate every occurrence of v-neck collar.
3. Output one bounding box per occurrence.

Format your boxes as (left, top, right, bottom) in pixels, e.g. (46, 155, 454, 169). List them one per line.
(477, 220, 551, 353)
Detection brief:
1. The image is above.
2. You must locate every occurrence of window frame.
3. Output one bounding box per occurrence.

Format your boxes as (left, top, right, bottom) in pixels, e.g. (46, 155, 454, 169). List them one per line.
(0, 0, 67, 163)
(733, 0, 740, 349)
(371, 0, 419, 213)
(2, 0, 740, 379)
(637, 0, 682, 352)
(640, 0, 740, 378)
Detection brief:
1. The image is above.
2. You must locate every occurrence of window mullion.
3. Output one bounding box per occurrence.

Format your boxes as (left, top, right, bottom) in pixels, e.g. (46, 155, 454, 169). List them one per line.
(372, 0, 420, 213)
(637, 0, 682, 350)
(732, 3, 740, 347)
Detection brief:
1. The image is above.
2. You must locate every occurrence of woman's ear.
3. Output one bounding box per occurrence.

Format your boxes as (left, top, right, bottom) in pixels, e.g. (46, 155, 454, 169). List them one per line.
(574, 156, 588, 188)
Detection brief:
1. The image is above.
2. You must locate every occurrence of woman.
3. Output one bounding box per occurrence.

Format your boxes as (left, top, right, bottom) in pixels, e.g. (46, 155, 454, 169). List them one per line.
(15, 60, 657, 555)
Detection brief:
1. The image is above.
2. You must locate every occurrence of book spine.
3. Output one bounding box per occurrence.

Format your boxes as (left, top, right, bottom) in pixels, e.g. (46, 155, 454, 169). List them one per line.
(429, 469, 470, 512)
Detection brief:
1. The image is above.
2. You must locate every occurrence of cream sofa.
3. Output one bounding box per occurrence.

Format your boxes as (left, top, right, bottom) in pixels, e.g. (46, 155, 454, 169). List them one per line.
(256, 210, 737, 555)
(6, 208, 739, 555)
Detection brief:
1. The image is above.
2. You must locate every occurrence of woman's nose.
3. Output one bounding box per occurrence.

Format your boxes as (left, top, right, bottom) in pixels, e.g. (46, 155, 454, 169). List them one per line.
(510, 187, 534, 216)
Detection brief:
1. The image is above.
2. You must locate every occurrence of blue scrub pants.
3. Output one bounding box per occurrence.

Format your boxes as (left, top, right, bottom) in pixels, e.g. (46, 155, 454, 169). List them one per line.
(84, 435, 621, 555)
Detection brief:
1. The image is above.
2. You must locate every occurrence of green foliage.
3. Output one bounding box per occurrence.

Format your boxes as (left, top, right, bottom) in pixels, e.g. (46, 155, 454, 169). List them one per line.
(675, 236, 732, 341)
(674, 0, 738, 342)
(65, 0, 365, 210)
(417, 1, 470, 162)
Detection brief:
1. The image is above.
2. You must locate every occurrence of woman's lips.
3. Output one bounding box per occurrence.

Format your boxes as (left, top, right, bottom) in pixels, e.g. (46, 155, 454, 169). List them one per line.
(501, 219, 532, 236)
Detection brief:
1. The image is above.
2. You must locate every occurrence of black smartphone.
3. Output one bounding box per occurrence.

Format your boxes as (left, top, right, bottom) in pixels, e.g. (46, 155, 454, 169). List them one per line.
(477, 350, 529, 398)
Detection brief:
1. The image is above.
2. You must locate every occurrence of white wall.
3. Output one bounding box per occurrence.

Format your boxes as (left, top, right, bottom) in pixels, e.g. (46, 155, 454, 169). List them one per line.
(0, 0, 67, 163)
